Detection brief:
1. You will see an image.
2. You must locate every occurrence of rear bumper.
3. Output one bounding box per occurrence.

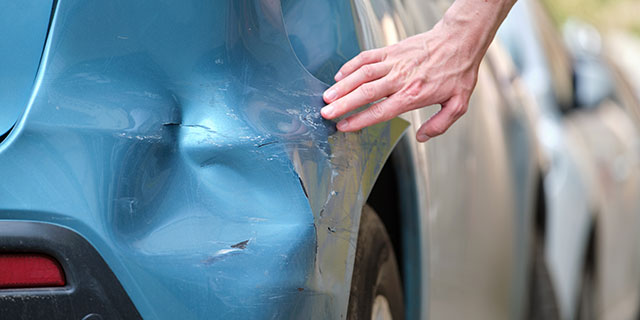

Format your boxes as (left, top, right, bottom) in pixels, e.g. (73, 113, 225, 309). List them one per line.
(0, 221, 141, 319)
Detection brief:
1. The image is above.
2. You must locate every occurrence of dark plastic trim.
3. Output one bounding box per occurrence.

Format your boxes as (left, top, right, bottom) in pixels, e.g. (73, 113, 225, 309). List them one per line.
(0, 221, 141, 319)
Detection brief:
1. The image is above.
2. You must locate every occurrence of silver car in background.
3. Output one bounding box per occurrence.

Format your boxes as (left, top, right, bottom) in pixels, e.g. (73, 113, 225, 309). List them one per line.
(500, 0, 640, 319)
(366, 0, 542, 318)
(4, 0, 637, 318)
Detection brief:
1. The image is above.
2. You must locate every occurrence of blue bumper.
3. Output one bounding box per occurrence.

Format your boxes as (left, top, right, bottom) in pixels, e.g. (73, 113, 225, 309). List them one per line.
(0, 0, 407, 318)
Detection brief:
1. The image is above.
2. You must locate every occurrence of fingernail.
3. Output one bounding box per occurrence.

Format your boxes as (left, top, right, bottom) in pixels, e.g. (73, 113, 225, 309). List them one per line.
(321, 105, 334, 118)
(417, 133, 430, 142)
(324, 89, 337, 101)
(337, 119, 349, 131)
(335, 71, 343, 81)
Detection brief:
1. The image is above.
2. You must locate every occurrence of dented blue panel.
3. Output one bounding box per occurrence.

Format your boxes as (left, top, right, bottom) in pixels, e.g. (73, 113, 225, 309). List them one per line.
(0, 0, 54, 136)
(282, 0, 362, 83)
(0, 0, 407, 319)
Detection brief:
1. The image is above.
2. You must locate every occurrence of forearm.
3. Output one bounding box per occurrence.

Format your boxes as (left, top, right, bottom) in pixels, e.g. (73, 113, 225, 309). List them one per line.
(321, 0, 518, 141)
(437, 0, 517, 65)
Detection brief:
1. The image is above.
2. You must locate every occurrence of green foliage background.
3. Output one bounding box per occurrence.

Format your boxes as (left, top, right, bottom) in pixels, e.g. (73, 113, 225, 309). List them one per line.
(542, 0, 640, 35)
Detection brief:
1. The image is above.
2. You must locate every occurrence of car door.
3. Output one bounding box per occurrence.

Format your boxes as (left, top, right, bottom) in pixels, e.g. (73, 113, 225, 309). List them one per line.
(352, 0, 538, 319)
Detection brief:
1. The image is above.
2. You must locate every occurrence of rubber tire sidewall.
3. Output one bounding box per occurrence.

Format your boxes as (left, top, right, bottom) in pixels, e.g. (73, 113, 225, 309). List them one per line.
(528, 234, 560, 320)
(347, 205, 404, 320)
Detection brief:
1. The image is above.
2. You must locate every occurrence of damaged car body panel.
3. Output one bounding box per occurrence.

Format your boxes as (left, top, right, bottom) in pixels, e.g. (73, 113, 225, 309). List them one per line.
(0, 0, 407, 319)
(0, 0, 55, 139)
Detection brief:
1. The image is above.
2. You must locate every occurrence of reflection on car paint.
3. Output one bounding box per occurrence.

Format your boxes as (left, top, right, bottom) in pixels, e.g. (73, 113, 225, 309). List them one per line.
(0, 0, 407, 319)
(0, 1, 55, 138)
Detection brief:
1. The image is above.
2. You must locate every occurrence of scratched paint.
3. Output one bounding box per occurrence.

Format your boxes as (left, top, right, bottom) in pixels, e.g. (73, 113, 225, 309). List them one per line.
(0, 0, 407, 319)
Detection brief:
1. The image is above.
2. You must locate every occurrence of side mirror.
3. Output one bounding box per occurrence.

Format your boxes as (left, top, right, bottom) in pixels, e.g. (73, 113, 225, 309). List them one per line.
(563, 19, 614, 109)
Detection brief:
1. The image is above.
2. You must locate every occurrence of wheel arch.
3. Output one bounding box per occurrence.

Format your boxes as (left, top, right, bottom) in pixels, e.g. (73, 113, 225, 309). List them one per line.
(367, 136, 424, 320)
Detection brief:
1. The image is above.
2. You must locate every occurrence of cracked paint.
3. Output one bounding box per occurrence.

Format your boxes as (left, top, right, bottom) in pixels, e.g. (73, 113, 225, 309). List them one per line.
(0, 0, 407, 319)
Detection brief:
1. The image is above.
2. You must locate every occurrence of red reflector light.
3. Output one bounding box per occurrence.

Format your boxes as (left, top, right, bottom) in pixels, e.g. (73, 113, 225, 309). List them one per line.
(0, 254, 66, 289)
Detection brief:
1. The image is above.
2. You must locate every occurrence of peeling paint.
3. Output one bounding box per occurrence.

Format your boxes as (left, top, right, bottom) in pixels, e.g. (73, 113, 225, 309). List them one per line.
(0, 0, 407, 319)
(231, 240, 250, 249)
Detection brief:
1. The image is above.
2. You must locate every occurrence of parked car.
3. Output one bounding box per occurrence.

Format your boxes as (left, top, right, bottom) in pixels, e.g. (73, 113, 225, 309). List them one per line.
(0, 0, 591, 319)
(499, 1, 640, 319)
(604, 31, 640, 102)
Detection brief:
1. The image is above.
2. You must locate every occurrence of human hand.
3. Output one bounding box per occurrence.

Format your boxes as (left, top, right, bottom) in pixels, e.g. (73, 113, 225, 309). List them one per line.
(320, 0, 515, 142)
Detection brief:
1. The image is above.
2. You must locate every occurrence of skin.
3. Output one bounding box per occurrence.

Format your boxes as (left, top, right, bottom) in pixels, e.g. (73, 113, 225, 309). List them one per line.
(321, 0, 518, 142)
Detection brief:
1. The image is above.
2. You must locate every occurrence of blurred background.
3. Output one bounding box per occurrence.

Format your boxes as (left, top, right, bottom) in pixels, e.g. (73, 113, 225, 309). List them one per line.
(544, 0, 640, 97)
(544, 0, 639, 34)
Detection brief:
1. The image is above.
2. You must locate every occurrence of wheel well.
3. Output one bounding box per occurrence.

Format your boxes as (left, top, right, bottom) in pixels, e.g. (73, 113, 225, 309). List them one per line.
(367, 153, 404, 281)
(366, 137, 422, 319)
(534, 172, 597, 270)
(535, 172, 547, 238)
(532, 172, 599, 318)
(584, 219, 597, 275)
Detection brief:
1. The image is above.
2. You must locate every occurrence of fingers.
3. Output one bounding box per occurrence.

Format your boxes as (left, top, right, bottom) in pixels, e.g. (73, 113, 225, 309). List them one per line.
(334, 49, 387, 81)
(334, 94, 407, 132)
(323, 62, 391, 104)
(415, 96, 468, 142)
(321, 76, 398, 120)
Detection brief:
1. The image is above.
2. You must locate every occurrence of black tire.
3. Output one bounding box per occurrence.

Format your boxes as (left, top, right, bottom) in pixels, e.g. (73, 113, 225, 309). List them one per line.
(576, 264, 596, 320)
(577, 230, 596, 320)
(528, 234, 560, 320)
(347, 205, 404, 320)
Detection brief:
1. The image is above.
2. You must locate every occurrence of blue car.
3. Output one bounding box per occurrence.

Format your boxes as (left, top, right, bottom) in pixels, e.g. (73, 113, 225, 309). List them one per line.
(1, 0, 547, 319)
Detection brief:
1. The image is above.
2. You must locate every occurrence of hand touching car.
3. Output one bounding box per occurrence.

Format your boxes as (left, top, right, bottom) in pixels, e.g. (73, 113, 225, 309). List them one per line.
(321, 0, 517, 142)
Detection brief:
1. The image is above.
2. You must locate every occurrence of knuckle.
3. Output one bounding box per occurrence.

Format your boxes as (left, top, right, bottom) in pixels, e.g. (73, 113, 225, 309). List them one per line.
(360, 49, 385, 63)
(451, 103, 468, 118)
(359, 51, 371, 61)
(402, 80, 425, 101)
(331, 85, 342, 97)
(361, 64, 374, 79)
(397, 68, 410, 81)
(386, 70, 398, 83)
(379, 50, 388, 61)
(350, 54, 362, 67)
(412, 57, 422, 67)
(430, 123, 448, 136)
(387, 68, 402, 83)
(360, 84, 376, 100)
(368, 103, 387, 120)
